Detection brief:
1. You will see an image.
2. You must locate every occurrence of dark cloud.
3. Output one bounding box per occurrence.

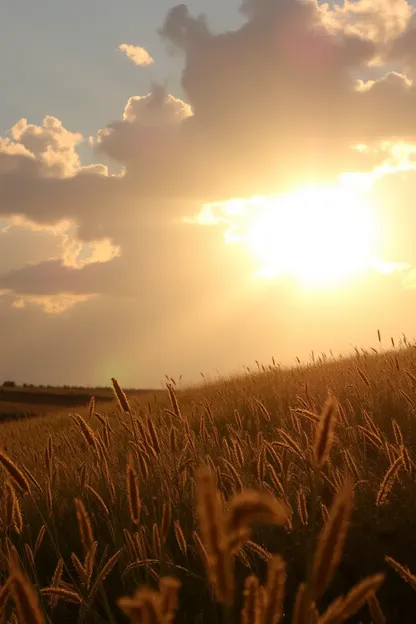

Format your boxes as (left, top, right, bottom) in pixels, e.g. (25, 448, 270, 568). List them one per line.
(0, 154, 132, 241)
(353, 71, 416, 141)
(0, 221, 64, 273)
(389, 16, 416, 71)
(156, 0, 406, 186)
(0, 216, 254, 302)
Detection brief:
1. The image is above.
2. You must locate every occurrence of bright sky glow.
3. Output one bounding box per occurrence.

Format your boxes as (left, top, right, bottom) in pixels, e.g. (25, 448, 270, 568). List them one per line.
(207, 184, 385, 285)
(248, 187, 374, 283)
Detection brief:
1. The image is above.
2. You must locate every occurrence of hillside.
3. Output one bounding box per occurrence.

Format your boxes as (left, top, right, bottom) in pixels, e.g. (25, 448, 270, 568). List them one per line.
(0, 384, 160, 421)
(0, 341, 415, 622)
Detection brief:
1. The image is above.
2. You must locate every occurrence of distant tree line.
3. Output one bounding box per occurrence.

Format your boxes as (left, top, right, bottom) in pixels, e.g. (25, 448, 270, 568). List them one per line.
(1, 381, 113, 390)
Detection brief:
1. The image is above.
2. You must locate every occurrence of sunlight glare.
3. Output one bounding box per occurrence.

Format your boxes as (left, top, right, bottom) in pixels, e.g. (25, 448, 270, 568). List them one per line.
(228, 186, 376, 285)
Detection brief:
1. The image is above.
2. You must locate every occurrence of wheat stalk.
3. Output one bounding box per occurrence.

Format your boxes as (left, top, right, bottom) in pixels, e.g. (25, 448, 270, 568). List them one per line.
(126, 455, 141, 526)
(74, 498, 95, 556)
(367, 594, 387, 624)
(8, 554, 44, 624)
(85, 485, 109, 517)
(241, 575, 263, 624)
(263, 555, 286, 624)
(227, 490, 289, 533)
(376, 456, 403, 506)
(309, 480, 354, 600)
(159, 577, 181, 623)
(88, 549, 123, 600)
(40, 587, 82, 604)
(313, 398, 337, 469)
(335, 573, 385, 621)
(0, 451, 31, 494)
(385, 556, 416, 591)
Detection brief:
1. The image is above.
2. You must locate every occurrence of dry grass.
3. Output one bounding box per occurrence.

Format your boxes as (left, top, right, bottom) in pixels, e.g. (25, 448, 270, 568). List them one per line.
(0, 339, 415, 621)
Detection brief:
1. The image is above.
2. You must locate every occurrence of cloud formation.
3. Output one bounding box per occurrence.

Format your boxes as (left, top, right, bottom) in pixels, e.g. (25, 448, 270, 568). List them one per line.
(389, 15, 416, 73)
(320, 0, 413, 44)
(0, 219, 66, 274)
(1, 0, 416, 385)
(119, 44, 154, 66)
(10, 116, 83, 177)
(93, 85, 192, 165)
(2, 0, 416, 232)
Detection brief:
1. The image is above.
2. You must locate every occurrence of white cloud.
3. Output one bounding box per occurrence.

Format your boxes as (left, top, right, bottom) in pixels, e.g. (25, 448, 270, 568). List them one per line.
(10, 116, 83, 177)
(10, 293, 95, 314)
(319, 0, 414, 43)
(119, 44, 154, 66)
(62, 236, 120, 269)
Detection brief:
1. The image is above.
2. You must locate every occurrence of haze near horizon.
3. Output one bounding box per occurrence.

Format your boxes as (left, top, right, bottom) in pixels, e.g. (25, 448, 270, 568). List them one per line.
(1, 0, 416, 387)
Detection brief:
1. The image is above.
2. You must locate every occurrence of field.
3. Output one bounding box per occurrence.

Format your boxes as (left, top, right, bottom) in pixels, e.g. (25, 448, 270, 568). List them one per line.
(0, 385, 158, 421)
(1, 340, 416, 623)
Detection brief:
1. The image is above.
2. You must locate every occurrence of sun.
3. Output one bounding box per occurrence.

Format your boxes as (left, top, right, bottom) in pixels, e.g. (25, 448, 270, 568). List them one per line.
(229, 185, 376, 285)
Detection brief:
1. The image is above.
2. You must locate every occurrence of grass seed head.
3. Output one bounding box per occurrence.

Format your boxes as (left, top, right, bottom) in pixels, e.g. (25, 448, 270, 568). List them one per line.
(313, 397, 338, 469)
(385, 556, 416, 591)
(227, 490, 289, 533)
(111, 377, 130, 413)
(127, 455, 141, 526)
(74, 498, 95, 556)
(336, 574, 385, 621)
(0, 451, 31, 494)
(8, 555, 44, 624)
(310, 480, 354, 600)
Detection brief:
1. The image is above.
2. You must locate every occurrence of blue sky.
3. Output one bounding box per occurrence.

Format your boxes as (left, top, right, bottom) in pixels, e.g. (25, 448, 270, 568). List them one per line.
(1, 0, 242, 146)
(3, 0, 416, 137)
(2, 0, 414, 160)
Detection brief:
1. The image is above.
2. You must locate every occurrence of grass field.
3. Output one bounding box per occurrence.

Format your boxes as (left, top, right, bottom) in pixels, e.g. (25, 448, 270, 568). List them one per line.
(0, 339, 416, 622)
(0, 385, 158, 421)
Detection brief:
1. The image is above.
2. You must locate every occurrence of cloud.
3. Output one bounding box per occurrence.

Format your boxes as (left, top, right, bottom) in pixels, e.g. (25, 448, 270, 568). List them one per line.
(62, 237, 120, 269)
(93, 85, 192, 164)
(355, 70, 413, 91)
(319, 0, 414, 44)
(0, 219, 66, 273)
(10, 116, 83, 177)
(2, 0, 416, 231)
(0, 213, 248, 299)
(0, 215, 120, 293)
(119, 44, 154, 66)
(2, 0, 416, 385)
(10, 293, 95, 315)
(388, 15, 416, 72)
(1, 0, 416, 275)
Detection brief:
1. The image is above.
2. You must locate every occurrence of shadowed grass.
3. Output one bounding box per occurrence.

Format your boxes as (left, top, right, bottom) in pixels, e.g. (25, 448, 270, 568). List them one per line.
(0, 340, 415, 621)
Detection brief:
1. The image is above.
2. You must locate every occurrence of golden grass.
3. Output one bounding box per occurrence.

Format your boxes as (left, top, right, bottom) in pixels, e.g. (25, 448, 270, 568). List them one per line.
(309, 480, 354, 600)
(0, 342, 415, 621)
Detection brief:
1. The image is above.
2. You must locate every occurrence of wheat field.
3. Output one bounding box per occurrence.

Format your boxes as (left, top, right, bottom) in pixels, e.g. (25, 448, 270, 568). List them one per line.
(0, 337, 416, 622)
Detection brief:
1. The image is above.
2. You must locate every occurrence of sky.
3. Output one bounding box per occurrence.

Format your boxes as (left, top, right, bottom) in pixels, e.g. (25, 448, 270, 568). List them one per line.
(1, 0, 416, 388)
